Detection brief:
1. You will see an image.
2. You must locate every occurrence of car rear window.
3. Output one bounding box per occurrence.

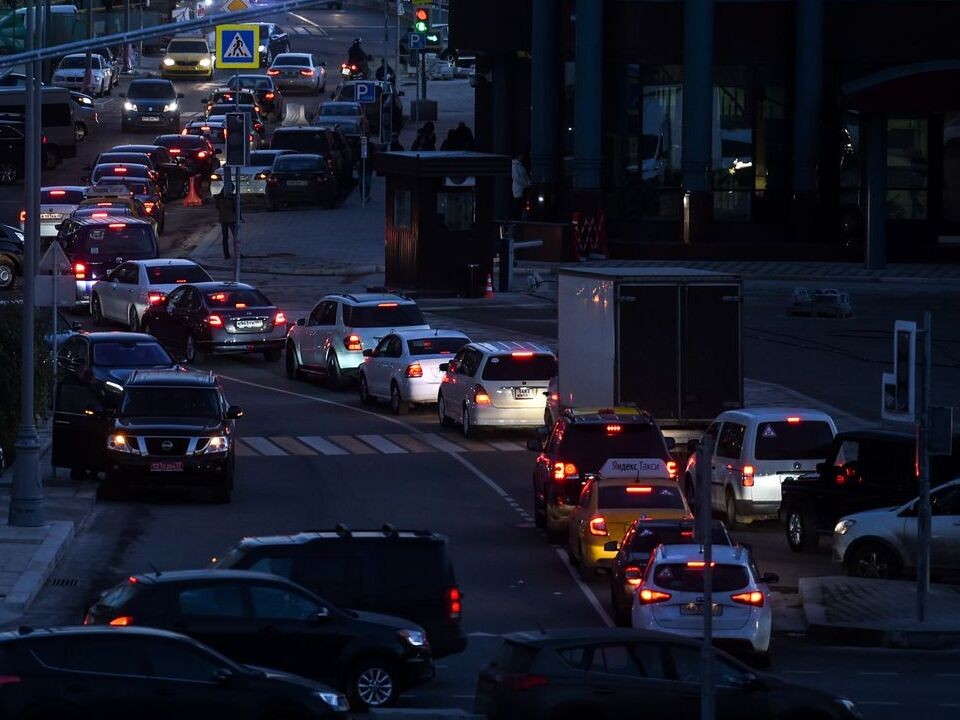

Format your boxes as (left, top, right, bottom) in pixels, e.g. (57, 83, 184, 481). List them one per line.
(41, 189, 85, 204)
(249, 151, 282, 165)
(187, 125, 226, 142)
(271, 130, 331, 154)
(74, 225, 155, 255)
(343, 304, 426, 328)
(148, 265, 211, 284)
(205, 289, 271, 308)
(321, 104, 360, 116)
(597, 484, 685, 510)
(274, 155, 323, 172)
(234, 76, 273, 90)
(559, 424, 669, 470)
(129, 81, 175, 99)
(481, 354, 556, 381)
(652, 563, 750, 593)
(754, 420, 834, 460)
(274, 54, 309, 66)
(92, 340, 172, 368)
(120, 387, 220, 418)
(407, 337, 468, 356)
(98, 581, 140, 609)
(492, 641, 538, 673)
(317, 119, 361, 135)
(167, 40, 209, 54)
(629, 524, 730, 553)
(154, 135, 204, 149)
(96, 178, 150, 195)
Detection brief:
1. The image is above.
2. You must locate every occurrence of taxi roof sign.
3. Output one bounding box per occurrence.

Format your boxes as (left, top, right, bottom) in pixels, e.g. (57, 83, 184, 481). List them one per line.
(598, 458, 670, 480)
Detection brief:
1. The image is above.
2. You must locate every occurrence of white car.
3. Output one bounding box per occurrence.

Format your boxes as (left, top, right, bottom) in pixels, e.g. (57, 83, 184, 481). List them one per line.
(90, 259, 212, 332)
(53, 53, 112, 96)
(210, 149, 297, 198)
(285, 293, 429, 388)
(436, 341, 557, 438)
(631, 544, 777, 661)
(685, 408, 837, 528)
(20, 186, 87, 238)
(358, 329, 470, 414)
(833, 478, 960, 579)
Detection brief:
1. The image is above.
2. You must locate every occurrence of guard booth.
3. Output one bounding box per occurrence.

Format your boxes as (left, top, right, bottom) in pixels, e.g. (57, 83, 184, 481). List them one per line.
(374, 151, 510, 295)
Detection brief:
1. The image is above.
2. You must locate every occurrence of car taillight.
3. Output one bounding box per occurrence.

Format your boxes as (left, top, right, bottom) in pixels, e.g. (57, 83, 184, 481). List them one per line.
(624, 565, 643, 586)
(73, 262, 86, 279)
(206, 314, 223, 327)
(406, 362, 423, 378)
(18, 209, 25, 223)
(731, 591, 765, 607)
(553, 461, 577, 480)
(196, 150, 208, 159)
(254, 122, 264, 132)
(49, 189, 66, 196)
(108, 616, 134, 626)
(299, 69, 314, 77)
(666, 460, 678, 479)
(147, 291, 166, 304)
(786, 416, 801, 423)
(267, 69, 280, 76)
(344, 334, 362, 351)
(447, 586, 462, 619)
(588, 516, 608, 536)
(168, 148, 181, 154)
(0, 675, 22, 686)
(274, 311, 286, 324)
(264, 92, 275, 99)
(502, 673, 549, 691)
(638, 588, 672, 604)
(741, 464, 755, 487)
(143, 201, 155, 214)
(473, 384, 491, 405)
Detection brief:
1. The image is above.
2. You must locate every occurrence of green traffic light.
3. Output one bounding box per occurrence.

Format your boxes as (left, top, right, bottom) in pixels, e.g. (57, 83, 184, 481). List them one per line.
(414, 21, 427, 32)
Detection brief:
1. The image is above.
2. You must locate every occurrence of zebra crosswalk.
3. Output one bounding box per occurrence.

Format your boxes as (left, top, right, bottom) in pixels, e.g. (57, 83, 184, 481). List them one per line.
(235, 433, 531, 458)
(282, 24, 330, 38)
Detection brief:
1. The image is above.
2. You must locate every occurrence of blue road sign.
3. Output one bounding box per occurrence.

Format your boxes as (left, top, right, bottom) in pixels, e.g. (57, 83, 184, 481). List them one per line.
(355, 80, 377, 104)
(408, 32, 426, 50)
(216, 24, 259, 69)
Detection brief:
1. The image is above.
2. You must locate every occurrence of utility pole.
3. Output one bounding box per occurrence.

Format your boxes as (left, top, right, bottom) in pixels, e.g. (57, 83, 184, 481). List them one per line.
(916, 312, 932, 621)
(85, 0, 94, 94)
(696, 436, 715, 720)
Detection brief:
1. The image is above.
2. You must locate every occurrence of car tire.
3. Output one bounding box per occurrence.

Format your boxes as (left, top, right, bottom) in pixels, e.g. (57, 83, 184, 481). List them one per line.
(848, 542, 900, 579)
(326, 352, 344, 389)
(128, 306, 140, 332)
(96, 477, 124, 502)
(347, 658, 399, 710)
(263, 348, 281, 362)
(184, 334, 205, 364)
(91, 294, 104, 325)
(751, 649, 772, 669)
(784, 504, 819, 553)
(724, 489, 738, 530)
(0, 161, 18, 185)
(0, 259, 15, 289)
(389, 382, 408, 415)
(611, 590, 630, 628)
(461, 404, 474, 438)
(437, 392, 453, 427)
(358, 373, 375, 405)
(75, 121, 87, 142)
(285, 342, 302, 380)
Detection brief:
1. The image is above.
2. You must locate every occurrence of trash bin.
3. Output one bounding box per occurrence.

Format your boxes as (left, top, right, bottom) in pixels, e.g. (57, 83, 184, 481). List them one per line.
(463, 263, 483, 298)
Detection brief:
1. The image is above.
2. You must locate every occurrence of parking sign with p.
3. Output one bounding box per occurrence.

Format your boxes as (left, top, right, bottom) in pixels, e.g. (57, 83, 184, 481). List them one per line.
(355, 81, 377, 104)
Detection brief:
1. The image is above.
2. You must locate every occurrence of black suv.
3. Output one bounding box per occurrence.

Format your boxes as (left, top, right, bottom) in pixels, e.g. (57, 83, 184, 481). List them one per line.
(270, 126, 352, 192)
(780, 429, 960, 552)
(120, 79, 184, 132)
(99, 368, 241, 502)
(85, 569, 433, 709)
(213, 525, 467, 658)
(527, 410, 676, 541)
(0, 625, 349, 720)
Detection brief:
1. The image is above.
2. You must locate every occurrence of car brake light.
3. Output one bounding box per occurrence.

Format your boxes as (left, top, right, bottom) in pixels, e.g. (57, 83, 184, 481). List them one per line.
(377, 302, 398, 308)
(50, 189, 66, 196)
(91, 212, 108, 218)
(786, 416, 801, 423)
(0, 675, 21, 686)
(473, 384, 491, 405)
(96, 202, 112, 206)
(108, 223, 126, 229)
(511, 351, 533, 357)
(235, 303, 247, 309)
(605, 424, 622, 433)
(267, 69, 280, 76)
(274, 311, 286, 324)
(638, 588, 672, 604)
(265, 92, 275, 99)
(406, 361, 423, 378)
(73, 262, 86, 279)
(18, 209, 25, 223)
(625, 486, 652, 494)
(143, 202, 155, 213)
(666, 460, 678, 479)
(206, 314, 223, 327)
(686, 561, 716, 568)
(502, 673, 549, 691)
(254, 122, 264, 132)
(624, 565, 643, 586)
(113, 166, 127, 173)
(109, 616, 134, 626)
(147, 291, 166, 304)
(741, 465, 755, 487)
(553, 461, 577, 480)
(588, 516, 608, 536)
(299, 69, 314, 76)
(447, 586, 461, 618)
(731, 591, 765, 607)
(168, 148, 181, 154)
(344, 334, 362, 351)
(680, 530, 694, 538)
(197, 150, 208, 159)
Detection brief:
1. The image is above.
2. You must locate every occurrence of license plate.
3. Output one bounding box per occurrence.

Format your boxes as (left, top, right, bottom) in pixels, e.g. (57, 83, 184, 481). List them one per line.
(681, 602, 723, 616)
(513, 387, 534, 400)
(142, 116, 160, 122)
(150, 461, 183, 472)
(40, 213, 62, 220)
(287, 180, 308, 187)
(235, 319, 264, 329)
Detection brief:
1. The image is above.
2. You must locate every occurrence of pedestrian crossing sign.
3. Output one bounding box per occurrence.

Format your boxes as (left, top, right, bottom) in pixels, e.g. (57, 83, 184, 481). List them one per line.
(216, 24, 260, 69)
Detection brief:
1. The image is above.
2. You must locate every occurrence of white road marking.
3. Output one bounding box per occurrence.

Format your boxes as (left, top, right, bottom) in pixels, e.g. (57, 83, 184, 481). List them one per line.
(857, 671, 900, 676)
(419, 433, 466, 453)
(357, 433, 406, 454)
(297, 435, 349, 455)
(486, 440, 525, 452)
(242, 436, 286, 456)
(555, 547, 614, 628)
(288, 12, 328, 35)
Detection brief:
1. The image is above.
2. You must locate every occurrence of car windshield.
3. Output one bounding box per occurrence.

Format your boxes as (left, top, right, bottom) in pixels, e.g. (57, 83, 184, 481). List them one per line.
(320, 104, 359, 116)
(274, 156, 322, 172)
(629, 524, 731, 553)
(120, 387, 220, 418)
(342, 304, 426, 328)
(74, 225, 155, 255)
(274, 54, 309, 66)
(96, 178, 150, 195)
(598, 484, 685, 510)
(558, 424, 668, 470)
(168, 40, 208, 54)
(41, 189, 85, 204)
(92, 166, 151, 181)
(754, 420, 834, 461)
(233, 76, 273, 90)
(188, 125, 226, 142)
(407, 337, 468, 356)
(92, 341, 172, 368)
(148, 265, 211, 284)
(59, 56, 91, 69)
(204, 289, 271, 308)
(271, 131, 330, 153)
(481, 354, 556, 381)
(317, 119, 360, 135)
(652, 563, 750, 593)
(249, 151, 281, 165)
(129, 82, 175, 99)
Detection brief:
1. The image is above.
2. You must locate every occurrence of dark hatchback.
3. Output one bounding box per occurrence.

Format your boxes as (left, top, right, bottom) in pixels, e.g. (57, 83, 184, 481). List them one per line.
(85, 569, 434, 709)
(107, 143, 192, 198)
(142, 282, 288, 363)
(475, 628, 861, 720)
(266, 153, 339, 210)
(227, 74, 285, 121)
(152, 133, 219, 176)
(0, 625, 350, 720)
(270, 126, 351, 191)
(212, 526, 468, 658)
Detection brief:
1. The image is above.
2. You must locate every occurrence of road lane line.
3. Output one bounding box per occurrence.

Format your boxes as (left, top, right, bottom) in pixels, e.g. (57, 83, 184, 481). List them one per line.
(385, 433, 433, 453)
(329, 435, 377, 454)
(444, 436, 495, 452)
(486, 440, 526, 452)
(288, 12, 328, 35)
(857, 671, 900, 676)
(242, 437, 286, 456)
(357, 434, 407, 454)
(554, 547, 614, 628)
(298, 436, 348, 455)
(269, 436, 316, 455)
(419, 433, 466, 453)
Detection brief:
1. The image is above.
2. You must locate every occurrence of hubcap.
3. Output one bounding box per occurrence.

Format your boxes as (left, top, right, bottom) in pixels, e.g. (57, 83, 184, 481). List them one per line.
(0, 164, 15, 182)
(356, 667, 393, 706)
(856, 550, 890, 579)
(0, 266, 11, 285)
(788, 512, 803, 546)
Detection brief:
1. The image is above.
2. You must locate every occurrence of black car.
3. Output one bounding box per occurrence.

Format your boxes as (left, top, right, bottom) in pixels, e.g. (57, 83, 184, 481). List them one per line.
(88, 152, 168, 194)
(609, 519, 732, 626)
(780, 430, 960, 552)
(152, 133, 219, 177)
(314, 117, 362, 157)
(475, 628, 861, 720)
(108, 143, 192, 198)
(265, 153, 339, 210)
(121, 79, 184, 131)
(0, 119, 25, 185)
(85, 569, 434, 709)
(213, 525, 468, 658)
(96, 368, 240, 501)
(227, 73, 285, 121)
(0, 222, 24, 289)
(0, 625, 349, 720)
(257, 22, 291, 64)
(270, 126, 352, 191)
(201, 88, 258, 115)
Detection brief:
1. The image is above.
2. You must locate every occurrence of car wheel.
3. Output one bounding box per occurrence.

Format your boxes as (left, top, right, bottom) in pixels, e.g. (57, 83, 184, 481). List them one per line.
(74, 121, 87, 142)
(285, 342, 302, 380)
(0, 259, 14, 289)
(348, 658, 399, 709)
(326, 352, 344, 389)
(724, 489, 738, 530)
(263, 348, 282, 362)
(611, 590, 630, 628)
(0, 162, 18, 185)
(128, 306, 140, 332)
(184, 334, 205, 364)
(848, 542, 900, 579)
(785, 504, 819, 553)
(390, 382, 408, 415)
(462, 404, 473, 438)
(358, 373, 375, 405)
(90, 294, 104, 324)
(437, 392, 453, 427)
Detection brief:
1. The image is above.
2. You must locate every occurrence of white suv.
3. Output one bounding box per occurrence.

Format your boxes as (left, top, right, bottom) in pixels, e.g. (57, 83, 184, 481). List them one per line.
(285, 293, 429, 387)
(631, 544, 778, 662)
(685, 408, 837, 528)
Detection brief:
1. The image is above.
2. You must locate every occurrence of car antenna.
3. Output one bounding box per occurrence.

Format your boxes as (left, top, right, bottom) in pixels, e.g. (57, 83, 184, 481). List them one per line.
(148, 563, 162, 577)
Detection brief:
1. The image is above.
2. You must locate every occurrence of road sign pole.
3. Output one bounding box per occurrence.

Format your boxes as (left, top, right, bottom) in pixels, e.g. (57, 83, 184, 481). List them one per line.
(916, 312, 932, 622)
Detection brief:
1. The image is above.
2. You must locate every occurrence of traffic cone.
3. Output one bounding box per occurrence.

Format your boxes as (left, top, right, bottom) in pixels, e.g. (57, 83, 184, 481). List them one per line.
(483, 273, 495, 299)
(183, 175, 204, 207)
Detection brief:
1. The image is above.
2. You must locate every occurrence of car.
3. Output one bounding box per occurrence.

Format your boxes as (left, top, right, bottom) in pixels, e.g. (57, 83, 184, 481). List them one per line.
(226, 73, 285, 121)
(120, 79, 184, 132)
(0, 119, 24, 184)
(53, 216, 160, 305)
(567, 458, 692, 579)
(85, 175, 166, 233)
(257, 22, 290, 65)
(87, 151, 174, 197)
(358, 329, 471, 414)
(685, 408, 837, 528)
(201, 87, 259, 115)
(332, 79, 403, 135)
(264, 153, 339, 211)
(631, 544, 779, 662)
(527, 409, 678, 541)
(52, 52, 112, 96)
(85, 569, 433, 709)
(437, 341, 556, 438)
(91, 259, 213, 332)
(89, 162, 161, 192)
(317, 100, 365, 122)
(267, 52, 326, 94)
(69, 90, 99, 140)
(833, 477, 960, 579)
(210, 148, 296, 198)
(313, 117, 363, 158)
(75, 187, 157, 230)
(90, 44, 123, 86)
(107, 144, 191, 199)
(285, 292, 429, 388)
(475, 628, 860, 720)
(205, 103, 267, 146)
(183, 118, 229, 158)
(142, 281, 287, 363)
(0, 625, 350, 720)
(0, 222, 24, 290)
(161, 34, 213, 79)
(152, 133, 219, 176)
(18, 186, 86, 238)
(610, 519, 732, 626)
(781, 430, 960, 552)
(270, 126, 352, 189)
(212, 525, 468, 658)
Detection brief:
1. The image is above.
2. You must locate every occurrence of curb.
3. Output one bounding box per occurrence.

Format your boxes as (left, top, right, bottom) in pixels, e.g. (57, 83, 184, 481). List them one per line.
(2, 520, 75, 614)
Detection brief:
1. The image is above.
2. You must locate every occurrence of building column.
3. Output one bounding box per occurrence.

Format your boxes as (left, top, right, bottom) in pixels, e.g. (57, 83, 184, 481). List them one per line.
(681, 0, 714, 244)
(493, 51, 515, 221)
(791, 0, 824, 233)
(530, 0, 559, 186)
(573, 0, 603, 195)
(864, 113, 887, 269)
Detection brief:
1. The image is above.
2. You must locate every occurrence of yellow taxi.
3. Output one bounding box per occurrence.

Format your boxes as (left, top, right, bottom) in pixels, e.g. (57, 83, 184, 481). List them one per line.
(567, 457, 692, 580)
(74, 188, 158, 235)
(161, 35, 213, 79)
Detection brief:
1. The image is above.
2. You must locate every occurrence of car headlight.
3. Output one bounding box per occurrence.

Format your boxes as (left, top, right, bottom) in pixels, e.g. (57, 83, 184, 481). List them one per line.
(837, 698, 860, 717)
(162, 57, 175, 67)
(197, 436, 229, 454)
(123, 101, 136, 111)
(164, 102, 178, 112)
(834, 519, 856, 535)
(107, 434, 139, 454)
(258, 44, 266, 53)
(398, 629, 427, 647)
(199, 57, 212, 68)
(313, 691, 348, 711)
(76, 95, 93, 106)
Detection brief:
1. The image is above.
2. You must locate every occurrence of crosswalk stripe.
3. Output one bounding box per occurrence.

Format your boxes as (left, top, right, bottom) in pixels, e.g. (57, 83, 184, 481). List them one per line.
(385, 434, 433, 453)
(357, 434, 407, 454)
(447, 437, 495, 452)
(329, 435, 377, 454)
(297, 436, 349, 455)
(419, 433, 466, 453)
(486, 440, 528, 452)
(235, 439, 258, 456)
(269, 436, 317, 456)
(242, 437, 286, 456)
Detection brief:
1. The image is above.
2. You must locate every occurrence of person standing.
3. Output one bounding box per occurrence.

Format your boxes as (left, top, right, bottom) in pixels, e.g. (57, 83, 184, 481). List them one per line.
(215, 189, 238, 259)
(511, 154, 531, 219)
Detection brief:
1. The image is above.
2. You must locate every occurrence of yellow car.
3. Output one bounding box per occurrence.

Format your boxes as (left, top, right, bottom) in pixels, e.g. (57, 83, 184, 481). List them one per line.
(75, 190, 158, 235)
(161, 35, 213, 79)
(567, 458, 692, 580)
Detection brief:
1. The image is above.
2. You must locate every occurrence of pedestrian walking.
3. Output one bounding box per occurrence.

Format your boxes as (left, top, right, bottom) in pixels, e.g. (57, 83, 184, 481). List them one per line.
(511, 154, 531, 219)
(215, 189, 238, 259)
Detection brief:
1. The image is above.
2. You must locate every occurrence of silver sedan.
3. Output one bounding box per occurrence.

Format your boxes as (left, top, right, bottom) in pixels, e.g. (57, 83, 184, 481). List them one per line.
(267, 53, 326, 95)
(210, 149, 296, 199)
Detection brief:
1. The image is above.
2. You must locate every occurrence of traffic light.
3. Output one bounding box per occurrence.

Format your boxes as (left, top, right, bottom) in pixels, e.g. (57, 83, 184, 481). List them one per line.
(413, 7, 429, 33)
(225, 112, 249, 167)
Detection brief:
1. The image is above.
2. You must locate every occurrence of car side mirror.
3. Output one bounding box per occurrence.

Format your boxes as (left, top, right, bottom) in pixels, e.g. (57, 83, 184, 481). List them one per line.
(71, 321, 82, 331)
(314, 606, 330, 621)
(214, 148, 222, 154)
(200, 97, 208, 104)
(760, 572, 780, 585)
(214, 667, 233, 684)
(362, 349, 373, 357)
(54, 223, 63, 231)
(526, 436, 542, 452)
(330, 91, 336, 99)
(398, 90, 405, 97)
(177, 93, 185, 99)
(226, 405, 243, 419)
(438, 362, 449, 372)
(664, 436, 676, 450)
(79, 175, 89, 184)
(320, 61, 326, 67)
